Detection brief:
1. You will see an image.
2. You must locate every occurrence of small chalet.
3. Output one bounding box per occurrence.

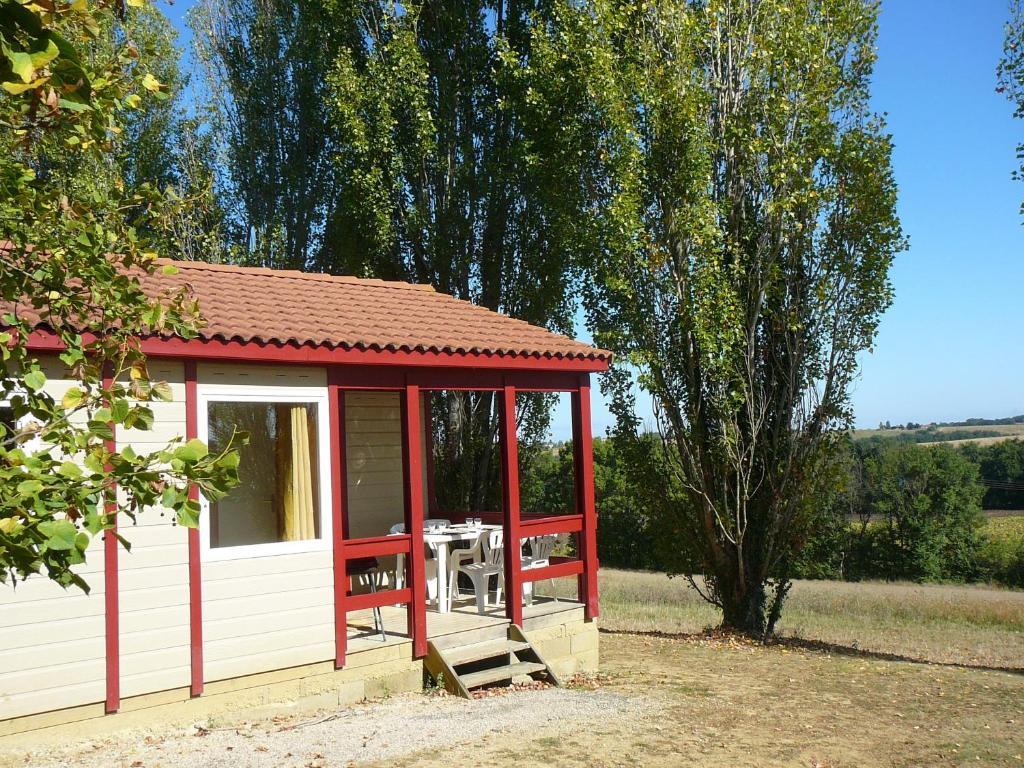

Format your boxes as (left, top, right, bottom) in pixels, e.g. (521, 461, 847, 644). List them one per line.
(0, 260, 610, 733)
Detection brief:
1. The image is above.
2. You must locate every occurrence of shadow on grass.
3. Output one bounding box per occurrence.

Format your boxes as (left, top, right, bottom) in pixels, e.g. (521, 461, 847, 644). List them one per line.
(597, 627, 1024, 676)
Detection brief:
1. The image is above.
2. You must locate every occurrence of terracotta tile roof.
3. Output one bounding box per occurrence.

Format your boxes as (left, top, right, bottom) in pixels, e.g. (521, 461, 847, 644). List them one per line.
(15, 258, 612, 362)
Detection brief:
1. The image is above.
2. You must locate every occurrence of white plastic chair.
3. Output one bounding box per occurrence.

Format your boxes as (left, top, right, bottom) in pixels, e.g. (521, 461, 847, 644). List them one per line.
(447, 527, 486, 604)
(522, 534, 558, 605)
(390, 522, 441, 605)
(449, 528, 504, 614)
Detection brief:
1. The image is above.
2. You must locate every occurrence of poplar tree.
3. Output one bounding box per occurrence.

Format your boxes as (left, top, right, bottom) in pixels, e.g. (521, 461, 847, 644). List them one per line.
(520, 0, 904, 635)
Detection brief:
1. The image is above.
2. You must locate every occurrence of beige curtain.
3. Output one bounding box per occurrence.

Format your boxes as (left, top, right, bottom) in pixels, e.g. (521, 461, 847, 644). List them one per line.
(276, 405, 317, 541)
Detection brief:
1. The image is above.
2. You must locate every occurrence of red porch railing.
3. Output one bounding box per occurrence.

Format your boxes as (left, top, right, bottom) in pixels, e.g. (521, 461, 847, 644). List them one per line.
(341, 535, 413, 610)
(519, 513, 585, 584)
(336, 534, 413, 655)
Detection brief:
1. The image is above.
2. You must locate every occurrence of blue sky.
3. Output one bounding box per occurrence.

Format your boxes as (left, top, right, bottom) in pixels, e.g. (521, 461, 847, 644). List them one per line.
(850, 1, 1024, 430)
(162, 1, 1024, 439)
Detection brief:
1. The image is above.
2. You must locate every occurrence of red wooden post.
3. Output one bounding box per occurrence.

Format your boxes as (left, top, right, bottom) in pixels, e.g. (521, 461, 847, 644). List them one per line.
(102, 367, 119, 713)
(572, 375, 600, 620)
(499, 382, 523, 626)
(184, 360, 204, 696)
(402, 382, 428, 657)
(329, 372, 349, 667)
(422, 393, 438, 515)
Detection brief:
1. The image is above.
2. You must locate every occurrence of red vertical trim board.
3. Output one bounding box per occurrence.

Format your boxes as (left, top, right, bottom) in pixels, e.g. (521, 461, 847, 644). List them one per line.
(184, 360, 204, 696)
(402, 382, 428, 657)
(422, 393, 438, 515)
(328, 371, 349, 667)
(102, 367, 119, 714)
(572, 375, 600, 620)
(499, 381, 523, 627)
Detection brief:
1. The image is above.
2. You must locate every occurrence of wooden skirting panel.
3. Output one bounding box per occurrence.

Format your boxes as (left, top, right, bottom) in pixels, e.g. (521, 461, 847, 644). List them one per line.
(0, 642, 420, 742)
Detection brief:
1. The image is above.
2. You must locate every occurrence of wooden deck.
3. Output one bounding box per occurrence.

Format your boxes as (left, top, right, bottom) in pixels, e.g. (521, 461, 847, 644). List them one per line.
(346, 597, 584, 654)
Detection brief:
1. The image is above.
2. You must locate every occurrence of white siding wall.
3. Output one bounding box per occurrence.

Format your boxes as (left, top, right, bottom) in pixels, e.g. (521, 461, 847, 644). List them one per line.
(116, 360, 191, 699)
(199, 363, 335, 682)
(0, 360, 434, 721)
(345, 391, 406, 539)
(0, 358, 107, 719)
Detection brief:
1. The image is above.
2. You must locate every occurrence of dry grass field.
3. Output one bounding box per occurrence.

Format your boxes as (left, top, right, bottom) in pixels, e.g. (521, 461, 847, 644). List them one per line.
(589, 569, 1024, 669)
(402, 571, 1024, 768)
(851, 422, 1024, 446)
(930, 435, 1024, 447)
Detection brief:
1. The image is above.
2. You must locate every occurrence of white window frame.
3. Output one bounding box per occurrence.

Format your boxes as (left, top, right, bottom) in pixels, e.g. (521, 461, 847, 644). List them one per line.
(196, 382, 333, 561)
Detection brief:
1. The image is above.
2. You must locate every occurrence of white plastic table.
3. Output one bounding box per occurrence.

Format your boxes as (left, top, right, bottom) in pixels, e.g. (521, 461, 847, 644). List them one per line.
(422, 524, 500, 613)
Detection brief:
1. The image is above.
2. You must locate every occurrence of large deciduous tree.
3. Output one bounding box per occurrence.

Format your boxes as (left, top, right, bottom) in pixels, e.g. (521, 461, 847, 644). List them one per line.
(188, 1, 599, 509)
(323, 1, 599, 510)
(189, 0, 354, 270)
(521, 0, 903, 635)
(0, 0, 242, 591)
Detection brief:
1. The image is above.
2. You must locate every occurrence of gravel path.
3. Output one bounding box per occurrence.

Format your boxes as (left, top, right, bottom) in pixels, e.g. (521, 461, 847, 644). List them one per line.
(21, 687, 647, 768)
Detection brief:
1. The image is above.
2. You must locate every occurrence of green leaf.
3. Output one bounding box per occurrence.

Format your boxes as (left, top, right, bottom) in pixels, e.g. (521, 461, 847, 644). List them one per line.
(150, 381, 173, 402)
(110, 399, 129, 424)
(38, 520, 78, 551)
(29, 37, 60, 70)
(23, 370, 46, 392)
(57, 461, 83, 478)
(16, 479, 43, 496)
(174, 438, 209, 463)
(62, 387, 84, 410)
(123, 406, 154, 431)
(160, 485, 178, 509)
(6, 50, 34, 83)
(219, 449, 241, 470)
(176, 500, 201, 528)
(87, 420, 114, 441)
(57, 98, 90, 113)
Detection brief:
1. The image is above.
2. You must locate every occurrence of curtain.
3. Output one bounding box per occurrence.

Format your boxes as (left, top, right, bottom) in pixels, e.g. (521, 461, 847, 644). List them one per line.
(276, 405, 317, 541)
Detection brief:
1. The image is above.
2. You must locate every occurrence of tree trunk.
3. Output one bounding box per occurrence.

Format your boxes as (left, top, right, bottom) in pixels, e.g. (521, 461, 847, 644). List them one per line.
(716, 572, 790, 639)
(719, 580, 769, 637)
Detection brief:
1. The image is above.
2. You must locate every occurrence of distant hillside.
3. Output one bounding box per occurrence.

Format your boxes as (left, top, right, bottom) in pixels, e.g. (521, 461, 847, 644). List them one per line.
(853, 418, 1024, 446)
(941, 415, 1024, 428)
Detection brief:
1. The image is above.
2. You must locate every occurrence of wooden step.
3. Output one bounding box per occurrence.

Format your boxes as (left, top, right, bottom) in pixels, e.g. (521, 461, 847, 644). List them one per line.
(428, 620, 509, 650)
(446, 639, 530, 667)
(460, 661, 547, 689)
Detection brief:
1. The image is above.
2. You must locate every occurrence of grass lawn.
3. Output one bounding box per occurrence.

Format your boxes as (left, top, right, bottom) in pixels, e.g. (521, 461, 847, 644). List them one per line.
(393, 570, 1024, 768)
(594, 569, 1024, 669)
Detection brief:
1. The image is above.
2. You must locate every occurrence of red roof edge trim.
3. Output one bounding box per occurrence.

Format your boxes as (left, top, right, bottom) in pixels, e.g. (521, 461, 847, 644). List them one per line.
(25, 330, 611, 373)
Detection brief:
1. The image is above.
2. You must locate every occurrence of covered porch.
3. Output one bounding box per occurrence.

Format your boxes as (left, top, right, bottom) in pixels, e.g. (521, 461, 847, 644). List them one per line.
(330, 367, 600, 668)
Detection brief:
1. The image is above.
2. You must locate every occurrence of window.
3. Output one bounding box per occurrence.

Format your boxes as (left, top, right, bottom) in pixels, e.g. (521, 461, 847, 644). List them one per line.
(199, 387, 331, 559)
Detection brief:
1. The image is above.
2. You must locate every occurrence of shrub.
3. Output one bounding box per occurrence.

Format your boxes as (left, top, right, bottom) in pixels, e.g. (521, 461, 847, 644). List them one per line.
(977, 516, 1024, 588)
(849, 443, 986, 582)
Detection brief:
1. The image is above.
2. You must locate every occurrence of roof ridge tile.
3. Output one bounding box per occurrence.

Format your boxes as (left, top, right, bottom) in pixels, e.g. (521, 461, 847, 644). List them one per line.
(157, 258, 436, 293)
